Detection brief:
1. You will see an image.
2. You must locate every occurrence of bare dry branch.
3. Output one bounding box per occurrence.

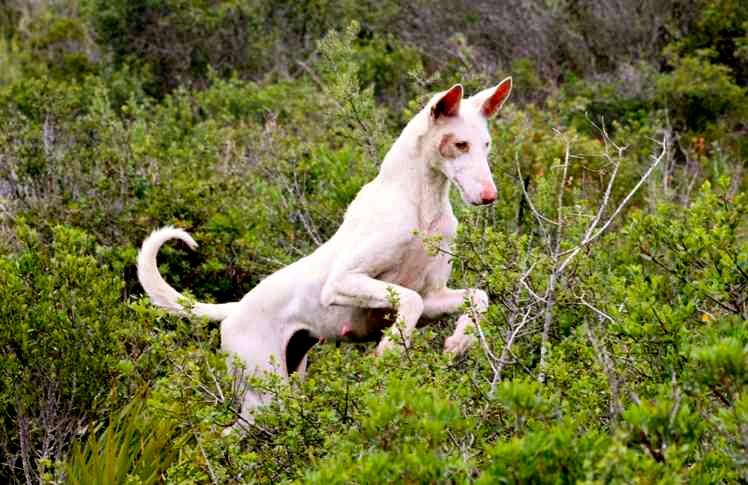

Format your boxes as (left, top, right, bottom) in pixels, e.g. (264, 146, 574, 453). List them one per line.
(503, 127, 669, 384)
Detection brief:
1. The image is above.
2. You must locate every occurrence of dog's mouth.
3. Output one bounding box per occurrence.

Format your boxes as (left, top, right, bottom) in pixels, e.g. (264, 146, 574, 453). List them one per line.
(449, 176, 483, 206)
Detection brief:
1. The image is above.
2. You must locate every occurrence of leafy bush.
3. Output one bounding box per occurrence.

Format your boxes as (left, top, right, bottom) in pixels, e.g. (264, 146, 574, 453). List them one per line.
(82, 0, 400, 97)
(0, 3, 746, 484)
(0, 224, 160, 482)
(657, 51, 748, 135)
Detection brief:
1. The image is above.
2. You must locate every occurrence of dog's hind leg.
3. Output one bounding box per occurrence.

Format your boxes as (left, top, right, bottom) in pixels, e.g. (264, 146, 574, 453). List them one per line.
(221, 314, 285, 428)
(294, 355, 309, 379)
(221, 316, 320, 431)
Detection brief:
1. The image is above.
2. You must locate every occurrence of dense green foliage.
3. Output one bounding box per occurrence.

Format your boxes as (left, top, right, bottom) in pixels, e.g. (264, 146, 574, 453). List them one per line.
(0, 1, 746, 483)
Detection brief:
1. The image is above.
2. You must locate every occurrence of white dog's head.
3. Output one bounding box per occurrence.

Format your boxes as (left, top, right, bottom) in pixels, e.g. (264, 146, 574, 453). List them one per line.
(424, 78, 512, 205)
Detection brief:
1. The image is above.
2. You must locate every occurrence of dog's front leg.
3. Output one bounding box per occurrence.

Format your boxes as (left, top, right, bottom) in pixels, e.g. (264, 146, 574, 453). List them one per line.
(422, 288, 489, 354)
(321, 273, 424, 355)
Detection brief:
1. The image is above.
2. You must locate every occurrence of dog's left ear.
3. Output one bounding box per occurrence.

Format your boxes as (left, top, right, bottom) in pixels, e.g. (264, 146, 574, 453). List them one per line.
(470, 77, 512, 119)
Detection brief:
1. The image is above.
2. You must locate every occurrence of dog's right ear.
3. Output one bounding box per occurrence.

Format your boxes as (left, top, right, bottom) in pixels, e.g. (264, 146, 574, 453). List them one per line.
(430, 84, 463, 120)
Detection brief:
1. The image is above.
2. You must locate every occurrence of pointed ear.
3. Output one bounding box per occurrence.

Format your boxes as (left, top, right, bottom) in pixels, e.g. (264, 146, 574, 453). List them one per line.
(471, 77, 512, 119)
(431, 84, 463, 120)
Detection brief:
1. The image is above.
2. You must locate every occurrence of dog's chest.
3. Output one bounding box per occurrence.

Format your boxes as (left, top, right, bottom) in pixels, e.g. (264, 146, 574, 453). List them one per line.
(381, 213, 457, 292)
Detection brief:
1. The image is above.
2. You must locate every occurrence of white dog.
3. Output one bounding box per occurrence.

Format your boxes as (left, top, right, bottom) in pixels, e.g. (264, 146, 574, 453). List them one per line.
(138, 78, 512, 419)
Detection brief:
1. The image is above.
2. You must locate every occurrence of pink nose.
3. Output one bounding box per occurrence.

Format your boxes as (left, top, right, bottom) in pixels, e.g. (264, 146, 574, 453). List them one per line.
(480, 183, 497, 204)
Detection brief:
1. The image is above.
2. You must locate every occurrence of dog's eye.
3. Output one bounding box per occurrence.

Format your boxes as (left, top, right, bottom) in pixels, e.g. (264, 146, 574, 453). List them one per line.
(455, 141, 469, 151)
(485, 142, 490, 148)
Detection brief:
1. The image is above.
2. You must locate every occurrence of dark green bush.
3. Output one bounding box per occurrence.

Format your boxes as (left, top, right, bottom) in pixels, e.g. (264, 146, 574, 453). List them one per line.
(0, 224, 158, 482)
(0, 3, 746, 483)
(82, 0, 400, 97)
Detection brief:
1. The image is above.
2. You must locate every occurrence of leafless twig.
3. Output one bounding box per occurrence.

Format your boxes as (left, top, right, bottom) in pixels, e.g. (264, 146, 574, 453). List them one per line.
(537, 127, 669, 382)
(481, 124, 670, 386)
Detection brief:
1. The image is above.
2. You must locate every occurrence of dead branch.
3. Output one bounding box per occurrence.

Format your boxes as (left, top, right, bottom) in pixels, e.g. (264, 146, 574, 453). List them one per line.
(488, 125, 670, 386)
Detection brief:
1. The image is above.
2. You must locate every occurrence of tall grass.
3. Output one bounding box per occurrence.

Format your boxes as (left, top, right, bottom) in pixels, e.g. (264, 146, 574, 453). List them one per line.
(65, 397, 185, 485)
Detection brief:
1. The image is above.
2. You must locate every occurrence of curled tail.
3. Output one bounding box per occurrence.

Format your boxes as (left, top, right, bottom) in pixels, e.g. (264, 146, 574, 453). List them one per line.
(137, 226, 239, 321)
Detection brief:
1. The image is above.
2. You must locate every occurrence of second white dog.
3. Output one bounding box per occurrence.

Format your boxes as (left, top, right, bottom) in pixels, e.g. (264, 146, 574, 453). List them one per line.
(138, 78, 512, 420)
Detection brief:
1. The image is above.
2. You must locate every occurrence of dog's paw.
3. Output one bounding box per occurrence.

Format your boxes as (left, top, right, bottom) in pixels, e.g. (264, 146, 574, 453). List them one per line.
(374, 337, 403, 357)
(221, 421, 247, 438)
(444, 333, 476, 355)
(471, 289, 490, 313)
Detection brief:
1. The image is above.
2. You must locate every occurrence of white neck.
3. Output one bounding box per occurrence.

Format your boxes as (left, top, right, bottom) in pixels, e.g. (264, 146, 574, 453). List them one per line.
(377, 112, 452, 227)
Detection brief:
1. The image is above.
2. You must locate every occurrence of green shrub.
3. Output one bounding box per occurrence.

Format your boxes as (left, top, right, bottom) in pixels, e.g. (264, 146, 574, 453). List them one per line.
(83, 0, 401, 97)
(0, 3, 746, 483)
(0, 224, 160, 482)
(656, 51, 748, 135)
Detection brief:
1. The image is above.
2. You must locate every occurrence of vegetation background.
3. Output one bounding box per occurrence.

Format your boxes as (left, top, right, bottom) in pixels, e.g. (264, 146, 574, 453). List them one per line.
(0, 0, 746, 483)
